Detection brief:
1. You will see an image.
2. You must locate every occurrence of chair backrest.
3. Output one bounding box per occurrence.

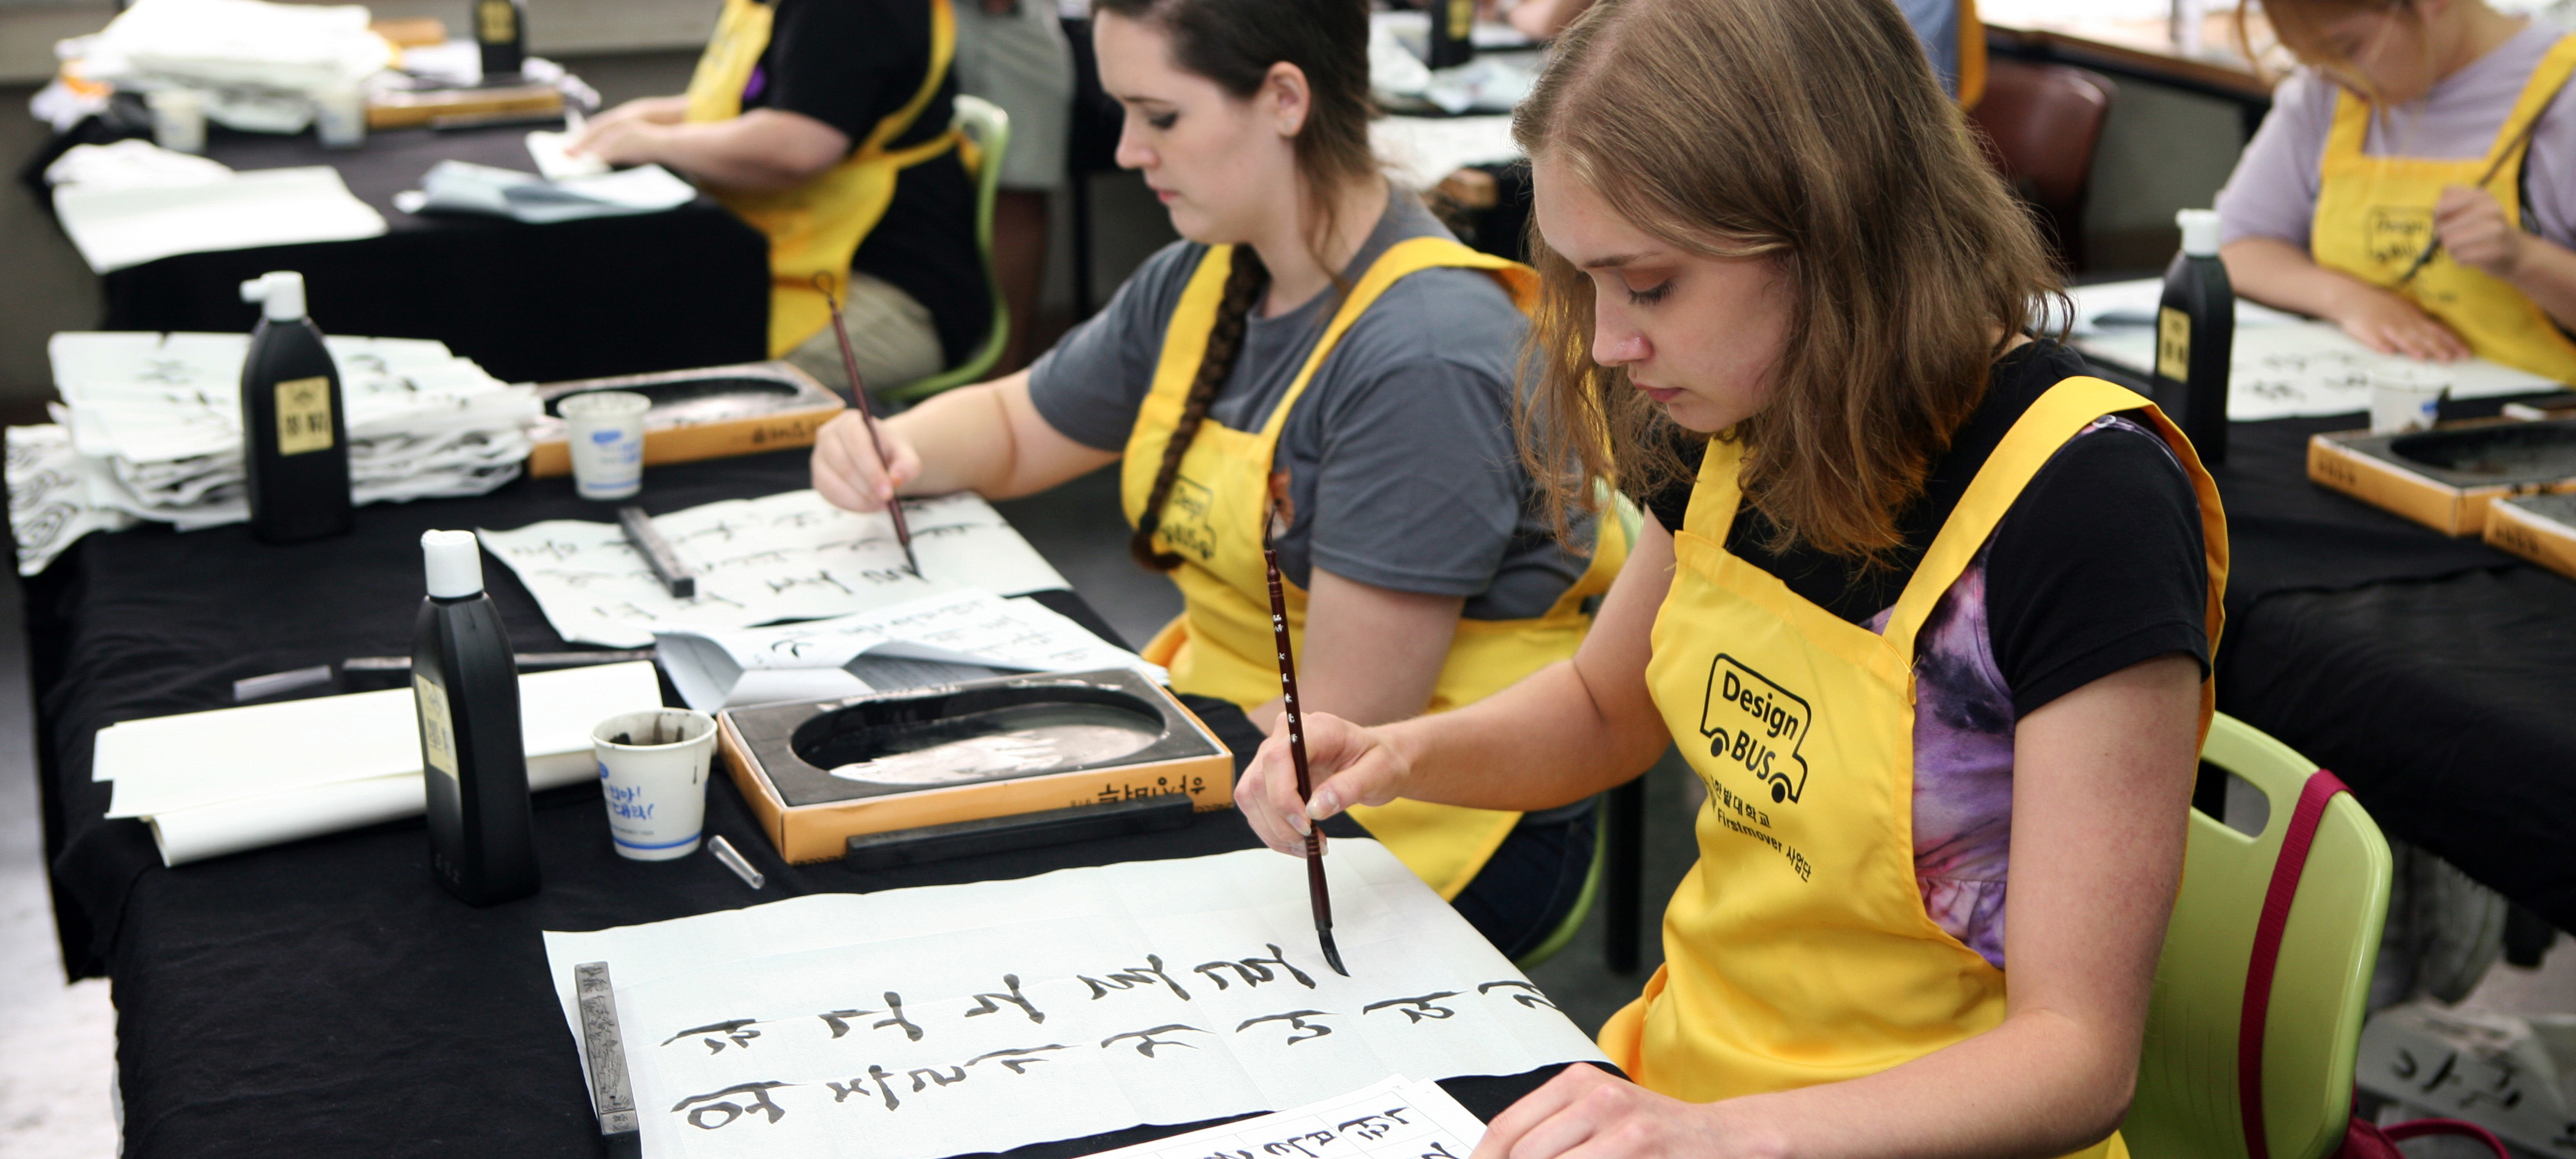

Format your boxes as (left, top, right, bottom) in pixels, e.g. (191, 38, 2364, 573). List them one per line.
(883, 94, 1012, 401)
(2122, 714, 2392, 1159)
(1965, 58, 2114, 270)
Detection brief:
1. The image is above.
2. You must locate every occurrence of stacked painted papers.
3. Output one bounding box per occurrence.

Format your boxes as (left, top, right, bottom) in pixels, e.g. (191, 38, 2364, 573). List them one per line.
(94, 661, 661, 866)
(52, 166, 387, 273)
(15, 331, 540, 572)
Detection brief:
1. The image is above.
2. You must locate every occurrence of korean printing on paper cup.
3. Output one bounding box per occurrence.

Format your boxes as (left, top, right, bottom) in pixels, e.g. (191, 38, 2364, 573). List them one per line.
(559, 390, 649, 500)
(592, 709, 718, 860)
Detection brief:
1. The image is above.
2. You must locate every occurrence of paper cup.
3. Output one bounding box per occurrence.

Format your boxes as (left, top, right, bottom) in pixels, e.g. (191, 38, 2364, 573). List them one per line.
(2369, 370, 2447, 435)
(592, 709, 717, 861)
(561, 391, 650, 501)
(147, 88, 206, 154)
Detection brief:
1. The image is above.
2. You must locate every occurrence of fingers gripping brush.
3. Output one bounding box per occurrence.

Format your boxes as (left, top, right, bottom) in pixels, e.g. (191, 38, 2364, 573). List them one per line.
(1262, 503, 1346, 976)
(812, 272, 918, 577)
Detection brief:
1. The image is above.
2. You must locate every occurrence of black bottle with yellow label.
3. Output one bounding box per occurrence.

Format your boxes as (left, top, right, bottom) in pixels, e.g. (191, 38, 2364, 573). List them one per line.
(1427, 0, 1475, 68)
(238, 272, 353, 542)
(475, 0, 527, 78)
(2153, 209, 2233, 466)
(416, 529, 539, 906)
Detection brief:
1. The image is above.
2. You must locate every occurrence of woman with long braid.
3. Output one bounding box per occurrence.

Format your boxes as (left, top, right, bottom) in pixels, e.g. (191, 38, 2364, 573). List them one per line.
(809, 0, 1624, 957)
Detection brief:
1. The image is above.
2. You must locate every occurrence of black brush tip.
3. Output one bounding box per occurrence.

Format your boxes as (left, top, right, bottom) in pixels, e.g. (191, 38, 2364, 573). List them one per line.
(1319, 928, 1348, 977)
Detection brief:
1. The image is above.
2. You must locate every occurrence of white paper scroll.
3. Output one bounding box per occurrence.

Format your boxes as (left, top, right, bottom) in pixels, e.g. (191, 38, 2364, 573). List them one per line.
(96, 662, 659, 818)
(543, 841, 1608, 1159)
(479, 490, 1072, 648)
(1083, 1075, 1486, 1159)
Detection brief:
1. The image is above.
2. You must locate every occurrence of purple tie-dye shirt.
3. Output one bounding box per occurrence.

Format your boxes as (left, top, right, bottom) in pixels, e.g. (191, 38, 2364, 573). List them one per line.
(1861, 414, 2166, 972)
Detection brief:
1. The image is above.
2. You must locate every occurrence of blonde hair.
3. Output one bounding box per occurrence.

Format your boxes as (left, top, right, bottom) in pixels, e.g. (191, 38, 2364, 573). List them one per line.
(1512, 0, 2065, 561)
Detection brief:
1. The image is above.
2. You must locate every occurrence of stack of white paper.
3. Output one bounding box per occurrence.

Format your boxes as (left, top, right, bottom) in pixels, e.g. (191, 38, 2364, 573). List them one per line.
(479, 489, 1072, 648)
(94, 661, 662, 866)
(53, 166, 389, 273)
(23, 331, 541, 569)
(395, 159, 698, 224)
(655, 588, 1168, 710)
(1082, 1075, 1487, 1159)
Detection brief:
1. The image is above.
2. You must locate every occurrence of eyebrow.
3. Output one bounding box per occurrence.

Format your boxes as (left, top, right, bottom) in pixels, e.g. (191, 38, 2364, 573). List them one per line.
(1581, 252, 1662, 269)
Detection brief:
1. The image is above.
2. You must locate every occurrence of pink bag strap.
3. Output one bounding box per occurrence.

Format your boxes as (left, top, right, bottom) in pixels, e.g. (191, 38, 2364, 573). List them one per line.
(2237, 768, 2351, 1159)
(2381, 1118, 2510, 1158)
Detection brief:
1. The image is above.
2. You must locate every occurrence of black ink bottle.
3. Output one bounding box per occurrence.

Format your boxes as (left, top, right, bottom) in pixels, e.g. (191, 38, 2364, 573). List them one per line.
(415, 530, 538, 906)
(239, 271, 353, 542)
(1427, 0, 1474, 69)
(474, 0, 527, 78)
(2154, 208, 2233, 466)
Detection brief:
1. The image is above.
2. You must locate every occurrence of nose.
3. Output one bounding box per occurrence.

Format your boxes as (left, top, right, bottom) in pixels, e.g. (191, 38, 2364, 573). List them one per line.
(1592, 305, 1649, 368)
(1115, 115, 1155, 172)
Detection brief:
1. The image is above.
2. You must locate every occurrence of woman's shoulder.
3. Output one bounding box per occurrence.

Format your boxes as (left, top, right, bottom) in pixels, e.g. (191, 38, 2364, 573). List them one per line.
(1333, 261, 1527, 376)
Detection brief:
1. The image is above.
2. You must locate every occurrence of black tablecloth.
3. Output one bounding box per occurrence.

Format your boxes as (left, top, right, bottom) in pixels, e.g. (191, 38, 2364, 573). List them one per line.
(21, 448, 1565, 1157)
(86, 124, 769, 384)
(2082, 362, 2576, 933)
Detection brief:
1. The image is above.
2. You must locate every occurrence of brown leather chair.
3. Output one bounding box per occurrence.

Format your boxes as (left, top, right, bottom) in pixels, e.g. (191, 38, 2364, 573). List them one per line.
(1967, 58, 2116, 272)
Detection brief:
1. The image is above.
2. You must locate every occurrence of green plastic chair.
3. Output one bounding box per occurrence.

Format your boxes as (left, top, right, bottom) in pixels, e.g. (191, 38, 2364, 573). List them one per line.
(882, 94, 1012, 402)
(2121, 713, 2393, 1159)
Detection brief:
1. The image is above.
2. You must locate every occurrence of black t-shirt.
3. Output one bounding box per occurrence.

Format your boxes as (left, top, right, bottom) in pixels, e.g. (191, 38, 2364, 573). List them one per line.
(744, 0, 990, 367)
(1645, 341, 2212, 718)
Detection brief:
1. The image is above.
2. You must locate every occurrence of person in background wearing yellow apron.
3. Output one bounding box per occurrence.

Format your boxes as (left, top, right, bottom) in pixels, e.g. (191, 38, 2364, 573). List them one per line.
(2216, 0, 2576, 378)
(1239, 0, 2226, 1154)
(807, 0, 1625, 957)
(571, 0, 991, 393)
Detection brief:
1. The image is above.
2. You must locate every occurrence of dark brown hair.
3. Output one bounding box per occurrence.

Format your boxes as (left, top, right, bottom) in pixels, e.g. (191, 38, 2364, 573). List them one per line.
(1512, 0, 2065, 561)
(2236, 0, 2427, 99)
(1093, 0, 1378, 570)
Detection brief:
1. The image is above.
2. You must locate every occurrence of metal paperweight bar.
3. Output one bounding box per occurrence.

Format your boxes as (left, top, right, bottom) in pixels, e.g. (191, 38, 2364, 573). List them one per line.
(576, 961, 640, 1150)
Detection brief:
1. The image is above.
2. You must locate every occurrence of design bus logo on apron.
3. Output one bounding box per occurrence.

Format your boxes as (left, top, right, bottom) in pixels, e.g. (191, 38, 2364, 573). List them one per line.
(1160, 475, 1219, 561)
(1698, 655, 1812, 804)
(2364, 206, 2433, 268)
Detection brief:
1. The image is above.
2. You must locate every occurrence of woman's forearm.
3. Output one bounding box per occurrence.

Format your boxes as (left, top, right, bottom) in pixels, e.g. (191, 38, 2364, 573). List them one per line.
(2505, 235, 2576, 331)
(1378, 654, 1669, 811)
(2220, 235, 2365, 319)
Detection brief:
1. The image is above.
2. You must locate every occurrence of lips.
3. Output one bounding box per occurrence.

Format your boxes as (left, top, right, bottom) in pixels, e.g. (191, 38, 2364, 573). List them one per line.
(1636, 383, 1681, 403)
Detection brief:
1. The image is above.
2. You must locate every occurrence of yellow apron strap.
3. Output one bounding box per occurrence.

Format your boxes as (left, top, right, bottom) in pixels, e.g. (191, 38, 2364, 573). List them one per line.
(1954, 0, 1987, 110)
(682, 0, 773, 124)
(1119, 245, 1238, 528)
(862, 0, 957, 156)
(1882, 376, 2147, 656)
(1256, 236, 1534, 441)
(2486, 35, 2576, 174)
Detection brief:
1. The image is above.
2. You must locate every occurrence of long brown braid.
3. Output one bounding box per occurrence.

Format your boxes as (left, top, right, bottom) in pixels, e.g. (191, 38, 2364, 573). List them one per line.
(1130, 246, 1270, 571)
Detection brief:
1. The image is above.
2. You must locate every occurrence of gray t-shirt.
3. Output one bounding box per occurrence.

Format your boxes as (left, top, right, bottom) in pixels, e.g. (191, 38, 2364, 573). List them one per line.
(1026, 190, 1592, 620)
(2215, 21, 2576, 252)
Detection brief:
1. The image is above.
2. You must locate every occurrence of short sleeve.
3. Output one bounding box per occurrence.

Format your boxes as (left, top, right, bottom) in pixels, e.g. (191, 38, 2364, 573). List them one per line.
(1026, 242, 1202, 452)
(2216, 73, 2335, 251)
(1301, 354, 1529, 596)
(1984, 416, 2211, 718)
(2521, 81, 2576, 248)
(760, 0, 918, 147)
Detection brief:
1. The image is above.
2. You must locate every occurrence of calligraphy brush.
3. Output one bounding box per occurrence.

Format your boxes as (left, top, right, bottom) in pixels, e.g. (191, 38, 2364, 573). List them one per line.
(811, 272, 918, 577)
(1262, 503, 1346, 977)
(2395, 114, 2544, 287)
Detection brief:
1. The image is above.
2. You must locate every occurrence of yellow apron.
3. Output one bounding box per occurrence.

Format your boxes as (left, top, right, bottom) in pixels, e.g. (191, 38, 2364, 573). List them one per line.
(684, 0, 964, 357)
(2311, 34, 2576, 383)
(1122, 236, 1629, 899)
(1604, 377, 2226, 1158)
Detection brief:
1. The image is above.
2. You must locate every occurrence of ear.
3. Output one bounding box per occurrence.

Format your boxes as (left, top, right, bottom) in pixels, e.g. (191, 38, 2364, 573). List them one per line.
(1260, 61, 1313, 140)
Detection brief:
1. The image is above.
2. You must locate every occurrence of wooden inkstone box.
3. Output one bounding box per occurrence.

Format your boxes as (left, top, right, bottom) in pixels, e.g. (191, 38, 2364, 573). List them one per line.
(2308, 417, 2576, 536)
(2485, 492, 2576, 582)
(717, 668, 1234, 863)
(525, 361, 847, 478)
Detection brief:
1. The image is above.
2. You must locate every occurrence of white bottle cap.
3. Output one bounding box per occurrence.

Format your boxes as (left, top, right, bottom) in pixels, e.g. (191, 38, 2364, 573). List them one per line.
(422, 529, 485, 598)
(239, 271, 307, 322)
(2176, 209, 2223, 258)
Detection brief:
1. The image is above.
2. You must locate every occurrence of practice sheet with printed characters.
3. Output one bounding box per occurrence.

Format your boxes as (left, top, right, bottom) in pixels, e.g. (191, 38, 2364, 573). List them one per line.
(478, 490, 1070, 647)
(542, 842, 1606, 1159)
(1079, 1075, 1487, 1159)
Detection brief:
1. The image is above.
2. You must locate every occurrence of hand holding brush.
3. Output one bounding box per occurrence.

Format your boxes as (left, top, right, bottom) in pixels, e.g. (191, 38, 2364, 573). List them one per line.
(1261, 501, 1347, 977)
(811, 272, 918, 577)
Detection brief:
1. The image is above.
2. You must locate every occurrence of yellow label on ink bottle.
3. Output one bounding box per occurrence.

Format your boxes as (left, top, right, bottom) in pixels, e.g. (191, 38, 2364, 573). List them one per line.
(416, 673, 459, 781)
(2156, 307, 2190, 381)
(477, 0, 517, 43)
(274, 376, 334, 456)
(1447, 0, 1473, 38)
